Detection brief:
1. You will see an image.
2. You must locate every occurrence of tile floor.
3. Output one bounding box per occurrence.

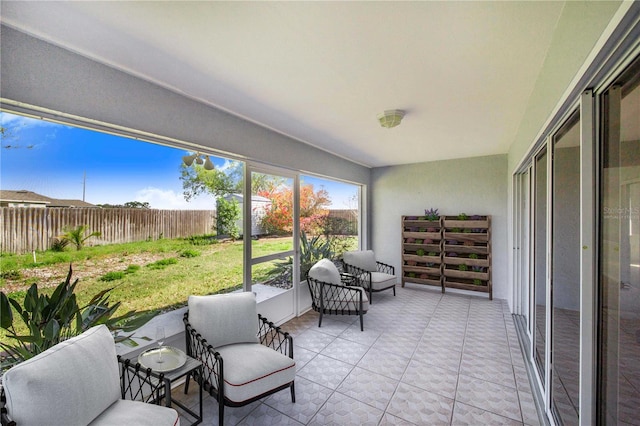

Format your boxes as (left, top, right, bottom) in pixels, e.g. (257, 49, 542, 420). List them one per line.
(172, 284, 541, 425)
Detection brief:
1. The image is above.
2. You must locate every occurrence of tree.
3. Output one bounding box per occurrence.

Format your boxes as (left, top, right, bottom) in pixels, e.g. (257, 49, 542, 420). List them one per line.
(124, 201, 150, 209)
(259, 184, 331, 235)
(180, 162, 240, 201)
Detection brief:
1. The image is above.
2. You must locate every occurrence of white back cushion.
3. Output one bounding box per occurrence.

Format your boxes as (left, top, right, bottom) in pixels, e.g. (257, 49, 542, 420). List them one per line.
(308, 258, 342, 285)
(343, 250, 377, 272)
(3, 324, 121, 426)
(188, 292, 259, 348)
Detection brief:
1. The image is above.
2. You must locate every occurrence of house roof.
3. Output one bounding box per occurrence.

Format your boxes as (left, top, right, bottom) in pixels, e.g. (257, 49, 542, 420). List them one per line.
(0, 1, 573, 167)
(0, 190, 53, 205)
(48, 199, 98, 208)
(0, 190, 96, 208)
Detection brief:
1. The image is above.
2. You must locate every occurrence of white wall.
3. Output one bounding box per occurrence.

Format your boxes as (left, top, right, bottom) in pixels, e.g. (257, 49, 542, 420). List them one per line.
(371, 154, 508, 300)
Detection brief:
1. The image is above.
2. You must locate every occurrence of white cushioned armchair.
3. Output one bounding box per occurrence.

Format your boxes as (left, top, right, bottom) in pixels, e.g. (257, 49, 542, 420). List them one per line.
(0, 325, 179, 426)
(343, 250, 397, 303)
(307, 258, 369, 331)
(183, 292, 295, 426)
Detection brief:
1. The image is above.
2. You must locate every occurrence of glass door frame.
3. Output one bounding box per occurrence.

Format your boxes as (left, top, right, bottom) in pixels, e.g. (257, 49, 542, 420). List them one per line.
(243, 162, 301, 314)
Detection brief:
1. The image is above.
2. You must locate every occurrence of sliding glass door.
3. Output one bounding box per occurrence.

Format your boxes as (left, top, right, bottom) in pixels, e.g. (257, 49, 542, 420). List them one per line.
(599, 57, 640, 425)
(551, 113, 581, 425)
(533, 148, 548, 384)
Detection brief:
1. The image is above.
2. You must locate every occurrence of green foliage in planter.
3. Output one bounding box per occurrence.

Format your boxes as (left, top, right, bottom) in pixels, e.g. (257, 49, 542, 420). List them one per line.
(423, 208, 439, 221)
(416, 249, 426, 256)
(458, 264, 468, 271)
(451, 228, 461, 233)
(0, 265, 157, 366)
(473, 279, 483, 285)
(463, 228, 472, 233)
(457, 213, 469, 220)
(407, 272, 416, 278)
(415, 239, 423, 244)
(428, 252, 437, 257)
(469, 253, 479, 259)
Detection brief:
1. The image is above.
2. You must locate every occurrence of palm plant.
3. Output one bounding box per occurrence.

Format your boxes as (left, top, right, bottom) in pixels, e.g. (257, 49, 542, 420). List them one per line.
(268, 230, 333, 284)
(60, 225, 102, 250)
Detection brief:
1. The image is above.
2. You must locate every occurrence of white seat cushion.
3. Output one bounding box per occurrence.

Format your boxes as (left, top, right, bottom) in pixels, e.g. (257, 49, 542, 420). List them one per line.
(188, 292, 259, 348)
(3, 325, 121, 426)
(343, 250, 378, 272)
(308, 258, 342, 285)
(214, 343, 296, 404)
(90, 400, 180, 426)
(369, 272, 397, 290)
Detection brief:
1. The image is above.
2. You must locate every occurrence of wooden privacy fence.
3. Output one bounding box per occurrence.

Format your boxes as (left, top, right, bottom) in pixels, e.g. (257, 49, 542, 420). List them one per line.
(326, 209, 358, 235)
(1, 208, 216, 254)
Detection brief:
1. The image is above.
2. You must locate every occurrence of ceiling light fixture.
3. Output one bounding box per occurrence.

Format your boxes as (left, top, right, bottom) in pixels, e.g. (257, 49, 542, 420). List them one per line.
(182, 153, 215, 170)
(377, 110, 405, 129)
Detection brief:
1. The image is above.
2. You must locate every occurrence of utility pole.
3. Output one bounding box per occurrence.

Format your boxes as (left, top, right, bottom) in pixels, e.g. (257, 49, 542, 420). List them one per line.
(82, 170, 86, 202)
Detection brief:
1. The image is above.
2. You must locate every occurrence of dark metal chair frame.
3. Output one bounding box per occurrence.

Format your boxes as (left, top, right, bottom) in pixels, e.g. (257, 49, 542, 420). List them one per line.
(0, 357, 166, 426)
(342, 260, 396, 303)
(183, 312, 295, 426)
(306, 272, 368, 331)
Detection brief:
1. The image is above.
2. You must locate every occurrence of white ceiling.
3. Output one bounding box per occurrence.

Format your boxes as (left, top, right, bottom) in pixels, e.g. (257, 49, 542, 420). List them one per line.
(1, 1, 567, 168)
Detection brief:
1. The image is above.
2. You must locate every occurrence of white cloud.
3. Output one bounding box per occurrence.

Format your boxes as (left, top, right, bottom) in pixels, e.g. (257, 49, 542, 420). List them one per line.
(0, 112, 62, 129)
(135, 187, 216, 210)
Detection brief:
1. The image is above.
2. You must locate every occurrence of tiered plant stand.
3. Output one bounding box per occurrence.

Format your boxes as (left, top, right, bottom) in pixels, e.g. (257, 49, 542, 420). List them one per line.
(442, 215, 492, 299)
(401, 216, 443, 292)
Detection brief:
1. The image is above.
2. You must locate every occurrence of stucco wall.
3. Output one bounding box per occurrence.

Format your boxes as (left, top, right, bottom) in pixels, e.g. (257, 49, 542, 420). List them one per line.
(0, 25, 370, 187)
(371, 154, 508, 300)
(507, 1, 622, 173)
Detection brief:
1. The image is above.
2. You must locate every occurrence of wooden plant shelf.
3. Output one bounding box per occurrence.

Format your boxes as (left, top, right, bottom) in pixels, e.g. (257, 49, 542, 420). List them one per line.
(401, 216, 443, 292)
(442, 215, 492, 299)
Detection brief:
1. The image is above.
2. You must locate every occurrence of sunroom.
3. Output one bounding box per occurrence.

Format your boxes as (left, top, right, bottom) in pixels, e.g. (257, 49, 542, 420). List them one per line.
(1, 2, 639, 425)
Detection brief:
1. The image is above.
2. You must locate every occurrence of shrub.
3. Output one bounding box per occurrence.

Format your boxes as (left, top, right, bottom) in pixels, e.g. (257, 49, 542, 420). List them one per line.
(216, 197, 240, 239)
(146, 258, 178, 270)
(0, 270, 21, 280)
(99, 271, 126, 282)
(50, 237, 70, 252)
(180, 249, 201, 258)
(185, 234, 218, 246)
(125, 264, 141, 274)
(60, 225, 101, 251)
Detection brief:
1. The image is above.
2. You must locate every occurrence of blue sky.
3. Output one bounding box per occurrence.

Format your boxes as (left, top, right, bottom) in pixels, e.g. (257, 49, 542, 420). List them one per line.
(0, 112, 358, 210)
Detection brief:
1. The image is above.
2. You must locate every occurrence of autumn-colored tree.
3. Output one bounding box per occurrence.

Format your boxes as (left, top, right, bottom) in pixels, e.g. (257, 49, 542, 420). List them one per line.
(258, 184, 330, 235)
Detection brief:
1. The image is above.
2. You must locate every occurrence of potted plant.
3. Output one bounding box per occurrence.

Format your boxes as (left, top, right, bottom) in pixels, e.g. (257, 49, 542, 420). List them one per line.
(424, 208, 439, 232)
(416, 248, 426, 256)
(423, 208, 439, 221)
(0, 265, 157, 367)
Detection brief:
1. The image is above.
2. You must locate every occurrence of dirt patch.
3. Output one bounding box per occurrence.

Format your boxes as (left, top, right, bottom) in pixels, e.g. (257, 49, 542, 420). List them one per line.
(2, 252, 174, 293)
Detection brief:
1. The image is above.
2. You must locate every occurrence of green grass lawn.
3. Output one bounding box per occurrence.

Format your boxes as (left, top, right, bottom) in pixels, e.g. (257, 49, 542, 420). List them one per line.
(0, 235, 299, 343)
(1, 234, 356, 344)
